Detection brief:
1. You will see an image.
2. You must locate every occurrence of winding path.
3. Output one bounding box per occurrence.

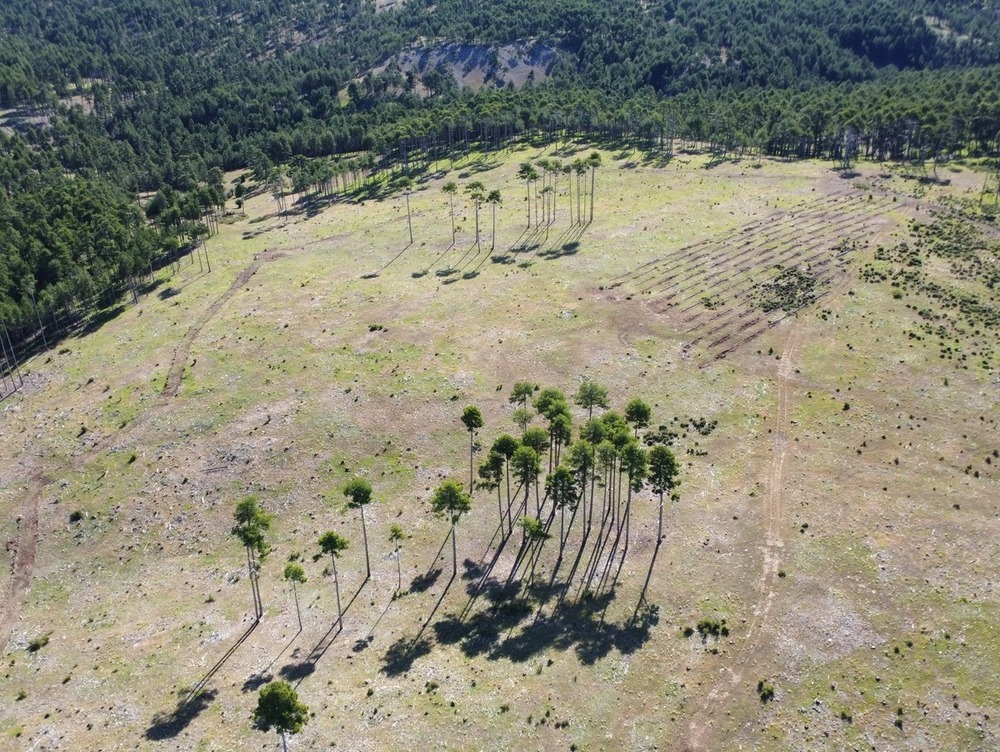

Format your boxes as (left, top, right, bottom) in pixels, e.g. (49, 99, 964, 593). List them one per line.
(0, 250, 280, 653)
(680, 325, 799, 751)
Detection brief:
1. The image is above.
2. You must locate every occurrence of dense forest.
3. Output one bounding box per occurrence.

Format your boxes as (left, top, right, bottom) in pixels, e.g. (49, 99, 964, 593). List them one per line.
(2, 0, 999, 345)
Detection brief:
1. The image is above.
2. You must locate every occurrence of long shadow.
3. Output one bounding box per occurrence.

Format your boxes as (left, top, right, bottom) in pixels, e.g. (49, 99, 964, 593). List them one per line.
(437, 581, 657, 666)
(241, 619, 302, 693)
(449, 241, 482, 274)
(575, 500, 617, 600)
(414, 569, 457, 641)
(353, 597, 393, 653)
(632, 539, 663, 623)
(380, 634, 433, 676)
(411, 528, 452, 593)
(180, 618, 258, 705)
(365, 242, 413, 278)
(278, 578, 369, 685)
(419, 241, 460, 277)
(145, 688, 218, 741)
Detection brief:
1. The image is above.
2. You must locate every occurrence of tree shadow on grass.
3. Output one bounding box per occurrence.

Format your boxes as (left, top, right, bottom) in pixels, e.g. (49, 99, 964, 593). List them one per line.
(241, 672, 272, 693)
(409, 568, 443, 593)
(431, 579, 658, 666)
(277, 659, 317, 682)
(538, 240, 581, 260)
(145, 689, 218, 741)
(380, 635, 433, 677)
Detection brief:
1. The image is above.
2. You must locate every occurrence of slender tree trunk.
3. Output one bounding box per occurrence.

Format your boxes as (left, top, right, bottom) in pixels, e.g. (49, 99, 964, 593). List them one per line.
(396, 548, 402, 592)
(491, 205, 497, 251)
(658, 490, 664, 542)
(292, 582, 302, 632)
(361, 507, 371, 580)
(590, 168, 596, 223)
(468, 431, 475, 493)
(567, 177, 573, 226)
(332, 556, 343, 626)
(505, 460, 512, 533)
(497, 484, 504, 535)
(405, 192, 413, 244)
(281, 730, 288, 752)
(451, 523, 458, 576)
(449, 195, 456, 243)
(576, 175, 582, 225)
(525, 180, 531, 227)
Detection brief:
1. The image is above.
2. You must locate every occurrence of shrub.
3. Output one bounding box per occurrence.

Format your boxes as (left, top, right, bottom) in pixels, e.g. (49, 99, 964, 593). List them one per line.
(757, 679, 775, 703)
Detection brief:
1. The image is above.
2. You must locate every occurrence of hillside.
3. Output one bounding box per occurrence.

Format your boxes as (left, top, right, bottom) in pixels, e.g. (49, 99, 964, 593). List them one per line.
(2, 0, 1000, 336)
(2, 0, 1000, 749)
(1, 145, 998, 750)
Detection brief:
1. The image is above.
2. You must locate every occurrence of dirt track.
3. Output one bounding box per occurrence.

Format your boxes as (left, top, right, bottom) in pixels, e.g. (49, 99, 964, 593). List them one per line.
(0, 248, 281, 653)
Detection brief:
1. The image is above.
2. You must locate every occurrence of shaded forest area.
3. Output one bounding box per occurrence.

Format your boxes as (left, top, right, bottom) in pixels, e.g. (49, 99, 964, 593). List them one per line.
(2, 0, 1000, 344)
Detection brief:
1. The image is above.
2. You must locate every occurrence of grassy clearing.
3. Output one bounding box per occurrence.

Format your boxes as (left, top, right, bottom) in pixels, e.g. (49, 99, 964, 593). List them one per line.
(0, 146, 997, 751)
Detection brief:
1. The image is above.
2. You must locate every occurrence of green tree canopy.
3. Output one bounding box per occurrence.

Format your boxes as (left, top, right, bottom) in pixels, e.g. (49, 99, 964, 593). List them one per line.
(253, 680, 309, 742)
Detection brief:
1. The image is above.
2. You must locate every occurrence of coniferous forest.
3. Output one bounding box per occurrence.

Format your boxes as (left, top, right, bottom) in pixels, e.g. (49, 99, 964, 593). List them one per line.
(2, 0, 1000, 339)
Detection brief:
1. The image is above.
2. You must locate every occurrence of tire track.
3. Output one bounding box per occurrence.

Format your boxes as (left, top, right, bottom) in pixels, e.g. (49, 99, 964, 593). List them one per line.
(1, 250, 281, 652)
(680, 325, 799, 751)
(163, 250, 281, 398)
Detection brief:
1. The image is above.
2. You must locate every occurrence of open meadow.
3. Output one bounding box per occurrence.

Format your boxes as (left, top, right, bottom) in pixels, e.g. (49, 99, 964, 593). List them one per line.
(1, 143, 998, 751)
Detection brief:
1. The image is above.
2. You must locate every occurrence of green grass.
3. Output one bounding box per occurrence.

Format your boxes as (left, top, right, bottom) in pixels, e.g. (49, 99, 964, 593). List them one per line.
(0, 148, 997, 752)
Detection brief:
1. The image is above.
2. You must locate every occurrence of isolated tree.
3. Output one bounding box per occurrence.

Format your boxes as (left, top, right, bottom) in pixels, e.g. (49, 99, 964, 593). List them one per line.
(283, 562, 306, 632)
(254, 680, 309, 752)
(343, 478, 373, 580)
(648, 445, 680, 542)
(540, 185, 553, 226)
(536, 158, 551, 222)
(461, 405, 484, 493)
(520, 515, 549, 544)
(487, 189, 502, 250)
(317, 531, 349, 626)
(400, 176, 414, 244)
(624, 398, 652, 437)
(587, 151, 602, 223)
(575, 380, 609, 419)
(430, 479, 472, 576)
(466, 180, 486, 249)
(267, 167, 288, 213)
(231, 496, 272, 620)
(442, 180, 458, 243)
(562, 163, 574, 224)
(388, 524, 405, 593)
(596, 438, 619, 522)
(519, 515, 551, 588)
